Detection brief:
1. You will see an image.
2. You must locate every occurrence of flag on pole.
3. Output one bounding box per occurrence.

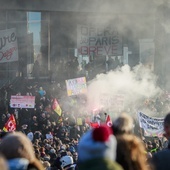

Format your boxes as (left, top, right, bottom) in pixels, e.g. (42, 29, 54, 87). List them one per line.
(3, 114, 16, 132)
(106, 115, 112, 127)
(52, 98, 62, 116)
(90, 122, 100, 128)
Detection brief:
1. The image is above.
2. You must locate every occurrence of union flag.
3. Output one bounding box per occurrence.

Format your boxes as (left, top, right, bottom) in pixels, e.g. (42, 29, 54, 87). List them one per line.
(106, 115, 112, 127)
(90, 122, 100, 128)
(3, 114, 16, 132)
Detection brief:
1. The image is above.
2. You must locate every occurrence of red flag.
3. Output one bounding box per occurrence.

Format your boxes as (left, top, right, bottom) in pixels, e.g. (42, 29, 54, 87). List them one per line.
(90, 122, 100, 128)
(3, 114, 16, 132)
(106, 115, 112, 127)
(52, 98, 62, 116)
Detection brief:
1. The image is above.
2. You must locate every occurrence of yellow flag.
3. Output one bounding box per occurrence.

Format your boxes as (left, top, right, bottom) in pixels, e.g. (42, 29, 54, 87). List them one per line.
(52, 98, 62, 116)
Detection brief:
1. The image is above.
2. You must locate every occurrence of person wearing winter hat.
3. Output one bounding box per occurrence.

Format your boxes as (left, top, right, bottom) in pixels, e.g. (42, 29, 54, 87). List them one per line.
(0, 132, 44, 170)
(77, 125, 123, 170)
(60, 155, 75, 170)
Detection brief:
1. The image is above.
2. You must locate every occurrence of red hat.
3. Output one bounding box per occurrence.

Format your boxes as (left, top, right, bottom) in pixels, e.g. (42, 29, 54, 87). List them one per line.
(78, 125, 117, 162)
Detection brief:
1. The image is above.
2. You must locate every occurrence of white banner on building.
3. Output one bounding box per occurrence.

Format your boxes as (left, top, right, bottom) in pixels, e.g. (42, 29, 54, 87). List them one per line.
(0, 28, 18, 63)
(138, 112, 164, 137)
(10, 95, 35, 108)
(77, 25, 122, 56)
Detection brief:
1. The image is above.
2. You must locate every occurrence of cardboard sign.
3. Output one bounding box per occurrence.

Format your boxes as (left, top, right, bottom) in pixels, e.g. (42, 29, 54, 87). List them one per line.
(65, 77, 87, 96)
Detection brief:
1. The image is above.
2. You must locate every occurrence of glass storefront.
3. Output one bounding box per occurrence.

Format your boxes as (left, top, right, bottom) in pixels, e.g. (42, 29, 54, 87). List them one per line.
(0, 3, 168, 88)
(0, 11, 49, 86)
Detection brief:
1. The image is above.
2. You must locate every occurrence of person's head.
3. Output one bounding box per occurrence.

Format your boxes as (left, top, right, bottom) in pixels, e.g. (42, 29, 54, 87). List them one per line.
(43, 161, 51, 169)
(164, 112, 170, 139)
(41, 113, 46, 118)
(0, 132, 44, 170)
(146, 141, 153, 151)
(60, 122, 64, 127)
(33, 116, 37, 120)
(116, 134, 150, 170)
(72, 152, 78, 163)
(2, 114, 6, 119)
(39, 147, 45, 153)
(60, 155, 74, 169)
(112, 113, 134, 135)
(21, 124, 28, 130)
(78, 125, 117, 162)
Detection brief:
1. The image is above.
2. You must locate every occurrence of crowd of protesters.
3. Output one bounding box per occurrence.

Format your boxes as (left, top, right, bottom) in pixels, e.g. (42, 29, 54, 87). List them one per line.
(0, 76, 170, 170)
(0, 79, 91, 170)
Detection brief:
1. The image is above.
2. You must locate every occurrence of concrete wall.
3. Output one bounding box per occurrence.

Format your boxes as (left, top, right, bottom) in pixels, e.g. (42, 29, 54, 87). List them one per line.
(0, 0, 156, 13)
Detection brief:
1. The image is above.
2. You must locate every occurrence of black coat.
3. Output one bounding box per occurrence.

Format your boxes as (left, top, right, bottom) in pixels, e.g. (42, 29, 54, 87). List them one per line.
(152, 148, 170, 170)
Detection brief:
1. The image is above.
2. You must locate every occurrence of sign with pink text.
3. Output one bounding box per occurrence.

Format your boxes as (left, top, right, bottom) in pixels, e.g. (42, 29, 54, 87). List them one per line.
(10, 95, 35, 108)
(65, 77, 87, 96)
(77, 25, 122, 56)
(0, 28, 18, 63)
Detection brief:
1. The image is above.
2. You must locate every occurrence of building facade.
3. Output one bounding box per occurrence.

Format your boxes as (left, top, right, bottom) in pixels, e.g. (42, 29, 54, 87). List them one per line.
(0, 0, 169, 89)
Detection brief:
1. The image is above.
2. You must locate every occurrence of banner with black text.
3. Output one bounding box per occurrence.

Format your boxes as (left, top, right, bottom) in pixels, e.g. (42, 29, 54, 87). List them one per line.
(77, 25, 122, 56)
(138, 112, 164, 137)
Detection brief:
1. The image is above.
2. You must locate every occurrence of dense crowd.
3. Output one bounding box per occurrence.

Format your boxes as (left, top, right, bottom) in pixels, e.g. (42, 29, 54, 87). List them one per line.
(0, 78, 170, 170)
(0, 79, 91, 170)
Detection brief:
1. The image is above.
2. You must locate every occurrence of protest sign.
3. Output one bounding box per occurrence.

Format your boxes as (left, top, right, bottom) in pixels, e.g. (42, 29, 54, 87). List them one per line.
(0, 28, 18, 63)
(138, 112, 164, 137)
(77, 118, 83, 126)
(100, 94, 124, 110)
(65, 77, 87, 96)
(10, 95, 35, 108)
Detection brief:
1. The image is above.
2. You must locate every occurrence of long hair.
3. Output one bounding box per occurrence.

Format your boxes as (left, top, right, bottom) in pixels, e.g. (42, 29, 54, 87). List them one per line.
(116, 134, 151, 170)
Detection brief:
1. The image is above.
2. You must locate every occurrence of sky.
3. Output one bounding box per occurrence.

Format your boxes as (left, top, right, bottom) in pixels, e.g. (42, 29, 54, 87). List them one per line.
(27, 12, 41, 54)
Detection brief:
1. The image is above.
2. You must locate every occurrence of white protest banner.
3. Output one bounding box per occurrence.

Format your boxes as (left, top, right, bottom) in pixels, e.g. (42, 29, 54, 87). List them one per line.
(0, 28, 18, 63)
(100, 94, 124, 111)
(77, 25, 122, 56)
(138, 112, 164, 137)
(10, 95, 35, 108)
(65, 77, 87, 96)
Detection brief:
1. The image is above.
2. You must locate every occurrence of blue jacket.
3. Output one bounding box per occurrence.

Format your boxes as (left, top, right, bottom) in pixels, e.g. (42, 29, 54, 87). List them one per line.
(8, 158, 29, 170)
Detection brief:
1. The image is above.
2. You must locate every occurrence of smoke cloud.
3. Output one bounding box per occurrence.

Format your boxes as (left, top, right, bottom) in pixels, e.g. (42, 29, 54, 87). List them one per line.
(1, 0, 170, 119)
(86, 64, 162, 118)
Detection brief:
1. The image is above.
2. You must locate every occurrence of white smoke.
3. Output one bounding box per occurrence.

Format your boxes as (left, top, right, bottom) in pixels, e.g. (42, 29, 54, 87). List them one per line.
(86, 64, 162, 117)
(161, 22, 170, 33)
